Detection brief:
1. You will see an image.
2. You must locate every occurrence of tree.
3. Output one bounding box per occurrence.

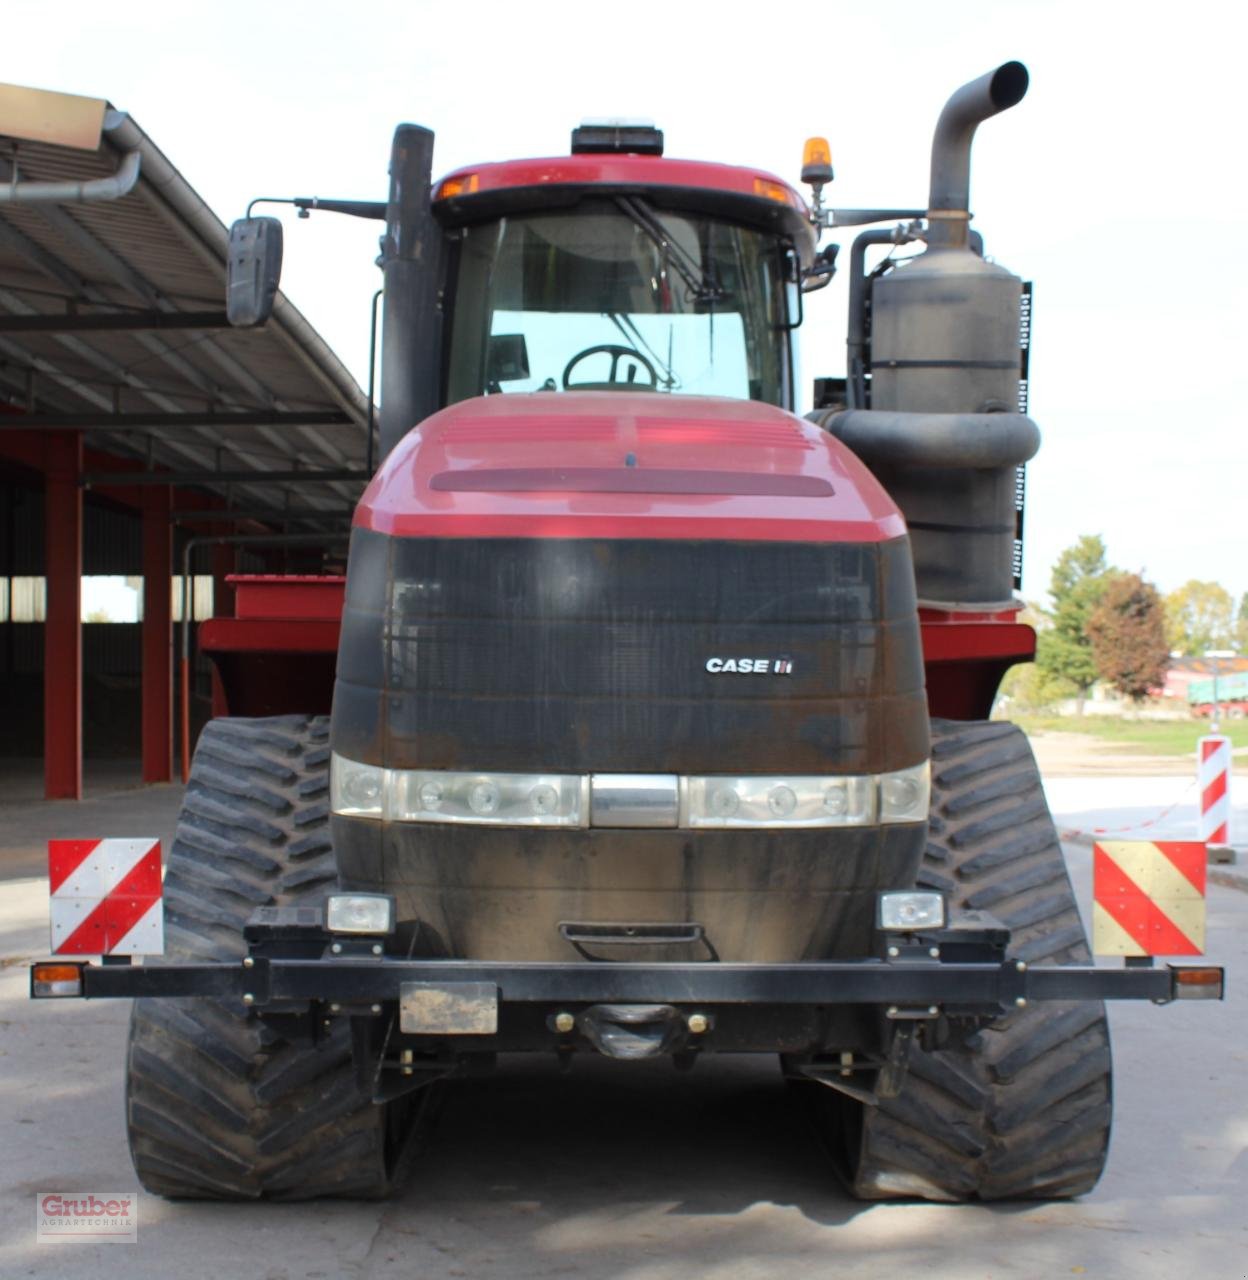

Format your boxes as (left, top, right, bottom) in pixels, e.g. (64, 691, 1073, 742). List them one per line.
(996, 603, 1076, 713)
(1049, 534, 1110, 603)
(1036, 534, 1115, 713)
(1086, 573, 1170, 704)
(996, 654, 1076, 713)
(1236, 592, 1248, 654)
(1163, 580, 1235, 655)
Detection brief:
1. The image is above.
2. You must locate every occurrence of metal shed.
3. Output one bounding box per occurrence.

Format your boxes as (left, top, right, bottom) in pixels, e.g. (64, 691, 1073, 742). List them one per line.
(0, 83, 370, 798)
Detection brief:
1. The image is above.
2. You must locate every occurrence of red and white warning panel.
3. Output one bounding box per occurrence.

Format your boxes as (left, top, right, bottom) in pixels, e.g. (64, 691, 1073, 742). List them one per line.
(1199, 734, 1231, 844)
(1093, 840, 1206, 957)
(48, 839, 164, 956)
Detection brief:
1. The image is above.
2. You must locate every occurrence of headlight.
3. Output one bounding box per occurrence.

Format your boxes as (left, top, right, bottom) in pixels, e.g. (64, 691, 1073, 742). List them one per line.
(879, 761, 930, 824)
(330, 755, 929, 828)
(330, 756, 385, 818)
(386, 762, 585, 826)
(684, 774, 876, 828)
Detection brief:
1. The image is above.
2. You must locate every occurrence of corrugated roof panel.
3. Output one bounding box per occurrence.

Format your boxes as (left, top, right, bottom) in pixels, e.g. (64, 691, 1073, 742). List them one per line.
(0, 92, 371, 522)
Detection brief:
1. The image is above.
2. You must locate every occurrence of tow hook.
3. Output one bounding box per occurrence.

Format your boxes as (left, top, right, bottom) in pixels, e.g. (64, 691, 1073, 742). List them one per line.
(573, 1003, 697, 1059)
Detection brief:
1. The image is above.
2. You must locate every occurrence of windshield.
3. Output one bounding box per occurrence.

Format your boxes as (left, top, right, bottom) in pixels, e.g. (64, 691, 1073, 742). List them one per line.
(444, 199, 793, 407)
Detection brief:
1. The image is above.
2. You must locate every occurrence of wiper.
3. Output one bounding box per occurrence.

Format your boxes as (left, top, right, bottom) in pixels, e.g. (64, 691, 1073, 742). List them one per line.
(614, 196, 727, 306)
(607, 312, 677, 391)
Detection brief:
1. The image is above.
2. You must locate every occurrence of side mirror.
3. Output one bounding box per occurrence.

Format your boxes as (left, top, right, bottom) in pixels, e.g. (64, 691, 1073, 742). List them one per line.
(801, 243, 839, 294)
(487, 333, 530, 384)
(226, 217, 283, 327)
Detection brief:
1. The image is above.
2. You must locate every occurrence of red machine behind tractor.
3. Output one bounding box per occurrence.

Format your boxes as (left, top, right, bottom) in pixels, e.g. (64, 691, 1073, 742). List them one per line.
(33, 61, 1223, 1202)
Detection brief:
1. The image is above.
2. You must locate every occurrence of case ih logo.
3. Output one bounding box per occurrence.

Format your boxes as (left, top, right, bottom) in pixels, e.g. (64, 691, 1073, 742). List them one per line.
(36, 1193, 137, 1244)
(705, 657, 793, 675)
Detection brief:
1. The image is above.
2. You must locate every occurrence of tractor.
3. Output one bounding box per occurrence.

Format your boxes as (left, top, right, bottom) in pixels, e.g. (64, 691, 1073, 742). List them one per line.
(32, 61, 1224, 1202)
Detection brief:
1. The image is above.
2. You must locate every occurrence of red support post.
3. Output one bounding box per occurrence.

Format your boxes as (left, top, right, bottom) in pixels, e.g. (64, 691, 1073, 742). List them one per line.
(211, 534, 235, 619)
(44, 433, 82, 800)
(141, 487, 173, 782)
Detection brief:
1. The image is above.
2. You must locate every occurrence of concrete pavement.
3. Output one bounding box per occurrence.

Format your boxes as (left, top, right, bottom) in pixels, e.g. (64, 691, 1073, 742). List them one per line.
(0, 779, 182, 882)
(1043, 773, 1248, 893)
(0, 774, 1243, 1278)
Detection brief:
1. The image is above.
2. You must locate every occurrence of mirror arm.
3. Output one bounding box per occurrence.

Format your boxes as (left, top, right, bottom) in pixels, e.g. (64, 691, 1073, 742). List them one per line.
(245, 195, 386, 220)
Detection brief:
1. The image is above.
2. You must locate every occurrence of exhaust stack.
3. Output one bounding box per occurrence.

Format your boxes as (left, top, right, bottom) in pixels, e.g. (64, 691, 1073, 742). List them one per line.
(926, 61, 1029, 248)
(379, 125, 444, 463)
(824, 62, 1036, 609)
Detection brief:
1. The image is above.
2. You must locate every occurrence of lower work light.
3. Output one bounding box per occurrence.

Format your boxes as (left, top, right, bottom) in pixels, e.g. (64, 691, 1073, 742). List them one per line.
(877, 891, 946, 932)
(325, 894, 396, 936)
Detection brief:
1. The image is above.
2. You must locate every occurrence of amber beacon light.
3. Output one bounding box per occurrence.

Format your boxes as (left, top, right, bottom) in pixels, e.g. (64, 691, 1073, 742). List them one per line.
(801, 136, 834, 186)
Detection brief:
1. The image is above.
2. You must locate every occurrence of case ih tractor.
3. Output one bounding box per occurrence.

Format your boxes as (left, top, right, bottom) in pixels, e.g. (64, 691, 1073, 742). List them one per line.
(32, 61, 1223, 1201)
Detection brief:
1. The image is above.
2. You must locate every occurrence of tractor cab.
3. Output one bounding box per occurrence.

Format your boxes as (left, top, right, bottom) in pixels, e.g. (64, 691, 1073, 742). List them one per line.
(430, 124, 816, 411)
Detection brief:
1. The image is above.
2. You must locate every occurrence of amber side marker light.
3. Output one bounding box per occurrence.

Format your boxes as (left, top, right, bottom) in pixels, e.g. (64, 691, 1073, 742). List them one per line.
(1171, 966, 1224, 1000)
(31, 962, 86, 999)
(436, 173, 479, 200)
(753, 177, 793, 205)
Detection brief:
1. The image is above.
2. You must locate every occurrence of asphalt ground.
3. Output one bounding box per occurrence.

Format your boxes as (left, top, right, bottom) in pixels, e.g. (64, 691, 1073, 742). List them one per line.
(1041, 774, 1248, 894)
(0, 775, 1244, 1279)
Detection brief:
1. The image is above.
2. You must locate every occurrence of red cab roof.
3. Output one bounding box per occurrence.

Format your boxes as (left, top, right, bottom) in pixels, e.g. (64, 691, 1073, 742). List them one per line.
(431, 153, 816, 258)
(435, 153, 809, 213)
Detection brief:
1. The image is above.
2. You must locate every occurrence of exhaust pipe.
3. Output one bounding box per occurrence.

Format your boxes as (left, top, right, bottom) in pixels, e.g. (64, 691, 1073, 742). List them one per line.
(379, 125, 444, 462)
(927, 61, 1028, 248)
(836, 62, 1034, 607)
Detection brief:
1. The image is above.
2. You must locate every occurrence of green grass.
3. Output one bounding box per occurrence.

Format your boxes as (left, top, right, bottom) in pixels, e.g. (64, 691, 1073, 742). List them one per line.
(1009, 714, 1248, 757)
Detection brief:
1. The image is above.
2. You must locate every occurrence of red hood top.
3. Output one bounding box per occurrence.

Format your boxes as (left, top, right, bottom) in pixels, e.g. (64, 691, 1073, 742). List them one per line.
(355, 393, 906, 544)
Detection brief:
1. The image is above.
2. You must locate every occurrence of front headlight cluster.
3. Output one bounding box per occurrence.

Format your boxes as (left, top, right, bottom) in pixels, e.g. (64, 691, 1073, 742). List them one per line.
(685, 762, 928, 827)
(683, 774, 876, 828)
(332, 755, 930, 829)
(332, 758, 586, 826)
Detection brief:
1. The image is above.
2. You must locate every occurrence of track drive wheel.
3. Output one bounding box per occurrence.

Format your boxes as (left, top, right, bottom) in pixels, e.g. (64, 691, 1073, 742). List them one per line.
(126, 715, 430, 1200)
(818, 718, 1112, 1201)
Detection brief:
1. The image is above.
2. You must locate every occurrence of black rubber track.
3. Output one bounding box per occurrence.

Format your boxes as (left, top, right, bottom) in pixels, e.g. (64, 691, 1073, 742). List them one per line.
(824, 718, 1113, 1201)
(126, 715, 427, 1200)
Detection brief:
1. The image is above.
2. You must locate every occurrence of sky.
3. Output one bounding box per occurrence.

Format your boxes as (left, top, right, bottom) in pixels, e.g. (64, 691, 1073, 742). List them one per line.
(6, 0, 1245, 606)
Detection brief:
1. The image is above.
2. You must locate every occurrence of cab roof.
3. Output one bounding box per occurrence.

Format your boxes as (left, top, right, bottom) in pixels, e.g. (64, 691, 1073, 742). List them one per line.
(431, 152, 816, 260)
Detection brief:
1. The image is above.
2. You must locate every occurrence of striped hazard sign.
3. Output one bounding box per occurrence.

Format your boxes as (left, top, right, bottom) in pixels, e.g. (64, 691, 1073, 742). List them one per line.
(1093, 840, 1206, 957)
(48, 839, 164, 956)
(1199, 734, 1231, 844)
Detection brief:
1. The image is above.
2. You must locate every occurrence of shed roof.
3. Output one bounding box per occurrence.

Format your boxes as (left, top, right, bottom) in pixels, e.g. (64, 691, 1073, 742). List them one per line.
(0, 83, 370, 531)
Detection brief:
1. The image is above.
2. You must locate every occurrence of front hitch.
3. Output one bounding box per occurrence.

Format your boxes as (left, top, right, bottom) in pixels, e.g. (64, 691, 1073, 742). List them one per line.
(574, 1003, 693, 1060)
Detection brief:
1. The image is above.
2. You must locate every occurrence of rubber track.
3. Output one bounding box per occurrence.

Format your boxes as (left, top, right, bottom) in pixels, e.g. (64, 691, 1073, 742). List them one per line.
(841, 718, 1113, 1201)
(126, 716, 404, 1200)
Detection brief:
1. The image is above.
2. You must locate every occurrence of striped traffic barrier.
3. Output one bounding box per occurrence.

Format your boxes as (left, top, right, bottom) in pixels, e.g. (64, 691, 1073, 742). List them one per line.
(48, 838, 164, 955)
(1198, 734, 1231, 844)
(1093, 839, 1206, 957)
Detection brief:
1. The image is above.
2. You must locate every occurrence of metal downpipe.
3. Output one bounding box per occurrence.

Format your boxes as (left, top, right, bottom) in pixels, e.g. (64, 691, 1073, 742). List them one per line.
(0, 149, 140, 205)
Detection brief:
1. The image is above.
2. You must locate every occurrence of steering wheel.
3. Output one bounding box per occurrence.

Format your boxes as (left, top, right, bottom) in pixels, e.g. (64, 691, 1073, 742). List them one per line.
(562, 344, 658, 391)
